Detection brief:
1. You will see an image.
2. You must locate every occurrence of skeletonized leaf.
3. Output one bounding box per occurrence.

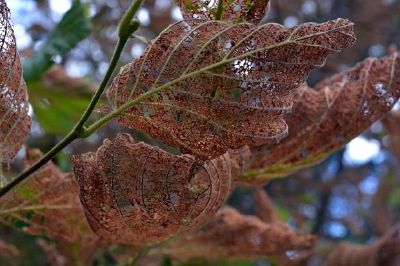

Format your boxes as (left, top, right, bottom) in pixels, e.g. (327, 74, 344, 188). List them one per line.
(243, 53, 400, 182)
(71, 133, 235, 245)
(0, 0, 31, 161)
(0, 149, 99, 264)
(326, 226, 400, 266)
(158, 190, 315, 258)
(107, 19, 355, 159)
(175, 0, 271, 24)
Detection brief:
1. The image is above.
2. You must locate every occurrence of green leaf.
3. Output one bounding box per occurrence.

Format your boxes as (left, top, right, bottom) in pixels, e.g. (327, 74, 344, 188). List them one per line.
(23, 0, 92, 82)
(28, 80, 92, 134)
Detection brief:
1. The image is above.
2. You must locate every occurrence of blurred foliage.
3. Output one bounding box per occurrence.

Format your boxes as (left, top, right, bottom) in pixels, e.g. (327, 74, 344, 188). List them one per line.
(28, 79, 91, 134)
(22, 0, 92, 134)
(23, 0, 91, 82)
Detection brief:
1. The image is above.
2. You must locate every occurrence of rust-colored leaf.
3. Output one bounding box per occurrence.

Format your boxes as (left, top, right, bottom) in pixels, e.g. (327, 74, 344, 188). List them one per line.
(107, 19, 355, 159)
(326, 226, 400, 266)
(158, 190, 315, 258)
(175, 0, 271, 24)
(71, 133, 235, 245)
(0, 149, 99, 264)
(244, 53, 400, 182)
(0, 0, 31, 161)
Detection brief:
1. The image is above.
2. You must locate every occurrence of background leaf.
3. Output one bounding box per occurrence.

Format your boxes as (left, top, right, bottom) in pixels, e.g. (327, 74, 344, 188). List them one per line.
(28, 66, 93, 134)
(175, 0, 271, 24)
(0, 149, 100, 264)
(22, 0, 92, 82)
(243, 53, 400, 182)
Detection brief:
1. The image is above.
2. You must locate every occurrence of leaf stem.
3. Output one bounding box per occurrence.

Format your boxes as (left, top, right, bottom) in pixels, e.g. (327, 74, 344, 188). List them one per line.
(215, 0, 224, 20)
(0, 0, 143, 199)
(0, 204, 74, 215)
(0, 131, 78, 198)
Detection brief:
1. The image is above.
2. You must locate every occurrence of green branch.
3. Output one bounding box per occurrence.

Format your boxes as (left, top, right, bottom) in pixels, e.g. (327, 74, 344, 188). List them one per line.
(0, 0, 143, 199)
(215, 0, 224, 20)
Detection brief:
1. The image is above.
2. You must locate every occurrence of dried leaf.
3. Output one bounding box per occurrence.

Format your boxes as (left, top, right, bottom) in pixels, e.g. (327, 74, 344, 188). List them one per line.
(158, 190, 315, 258)
(175, 0, 271, 24)
(244, 53, 400, 182)
(107, 19, 355, 159)
(326, 226, 400, 266)
(71, 133, 235, 245)
(0, 149, 99, 264)
(0, 0, 31, 161)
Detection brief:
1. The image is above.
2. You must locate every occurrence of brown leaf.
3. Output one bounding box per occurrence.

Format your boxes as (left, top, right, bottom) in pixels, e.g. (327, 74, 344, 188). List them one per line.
(244, 53, 400, 182)
(158, 190, 315, 258)
(0, 0, 31, 161)
(0, 149, 99, 264)
(71, 133, 235, 245)
(106, 19, 355, 159)
(326, 226, 400, 266)
(175, 0, 271, 24)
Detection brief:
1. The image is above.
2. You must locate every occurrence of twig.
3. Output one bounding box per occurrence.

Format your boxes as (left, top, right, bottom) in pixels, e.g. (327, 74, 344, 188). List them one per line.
(0, 0, 144, 198)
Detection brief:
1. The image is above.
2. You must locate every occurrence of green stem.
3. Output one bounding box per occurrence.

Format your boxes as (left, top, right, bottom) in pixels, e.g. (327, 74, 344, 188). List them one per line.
(215, 0, 224, 20)
(0, 131, 78, 198)
(0, 205, 73, 215)
(0, 0, 143, 199)
(129, 246, 151, 266)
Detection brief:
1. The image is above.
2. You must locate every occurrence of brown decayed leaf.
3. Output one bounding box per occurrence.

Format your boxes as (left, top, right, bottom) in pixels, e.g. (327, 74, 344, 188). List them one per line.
(326, 226, 400, 266)
(71, 133, 235, 245)
(0, 149, 99, 264)
(157, 189, 315, 258)
(106, 18, 355, 159)
(0, 0, 31, 161)
(175, 0, 271, 24)
(244, 53, 400, 182)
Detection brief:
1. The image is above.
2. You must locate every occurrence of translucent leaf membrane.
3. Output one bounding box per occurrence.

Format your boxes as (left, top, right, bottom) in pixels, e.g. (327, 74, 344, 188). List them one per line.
(107, 19, 355, 159)
(175, 0, 271, 24)
(326, 226, 400, 266)
(158, 190, 315, 258)
(72, 133, 240, 245)
(244, 53, 400, 182)
(0, 150, 99, 264)
(0, 0, 31, 161)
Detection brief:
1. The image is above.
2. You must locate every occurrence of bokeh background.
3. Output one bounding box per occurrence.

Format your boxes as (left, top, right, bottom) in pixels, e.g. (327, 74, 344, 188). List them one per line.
(2, 0, 400, 265)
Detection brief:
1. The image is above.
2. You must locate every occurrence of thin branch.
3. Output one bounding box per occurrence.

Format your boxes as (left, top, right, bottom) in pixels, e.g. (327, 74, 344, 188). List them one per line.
(0, 205, 74, 215)
(215, 0, 224, 20)
(0, 0, 144, 199)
